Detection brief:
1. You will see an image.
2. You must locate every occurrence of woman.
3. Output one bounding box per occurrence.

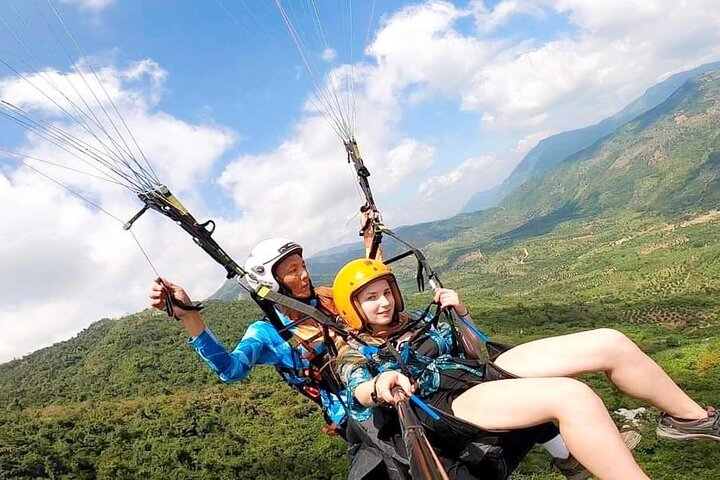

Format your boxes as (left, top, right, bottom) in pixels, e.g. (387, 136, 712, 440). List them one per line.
(333, 258, 719, 480)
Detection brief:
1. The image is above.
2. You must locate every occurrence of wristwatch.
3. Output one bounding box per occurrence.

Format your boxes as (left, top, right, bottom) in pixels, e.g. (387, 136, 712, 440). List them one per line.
(371, 372, 384, 405)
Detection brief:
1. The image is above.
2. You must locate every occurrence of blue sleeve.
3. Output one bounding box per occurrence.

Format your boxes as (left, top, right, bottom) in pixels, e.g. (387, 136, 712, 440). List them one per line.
(339, 362, 375, 421)
(188, 322, 287, 383)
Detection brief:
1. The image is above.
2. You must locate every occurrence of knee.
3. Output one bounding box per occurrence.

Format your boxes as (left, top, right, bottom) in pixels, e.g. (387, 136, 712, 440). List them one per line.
(591, 328, 639, 361)
(550, 378, 606, 415)
(547, 379, 614, 428)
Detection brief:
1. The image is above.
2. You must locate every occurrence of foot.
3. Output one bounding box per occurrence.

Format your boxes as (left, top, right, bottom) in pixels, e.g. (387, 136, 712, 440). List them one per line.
(552, 429, 643, 480)
(552, 455, 590, 480)
(656, 406, 720, 442)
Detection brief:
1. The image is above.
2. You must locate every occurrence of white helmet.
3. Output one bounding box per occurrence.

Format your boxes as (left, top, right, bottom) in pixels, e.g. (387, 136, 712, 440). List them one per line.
(244, 237, 303, 292)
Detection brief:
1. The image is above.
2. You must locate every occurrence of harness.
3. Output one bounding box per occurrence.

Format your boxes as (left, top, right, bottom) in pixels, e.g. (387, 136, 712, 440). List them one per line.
(349, 304, 562, 480)
(353, 305, 474, 393)
(252, 293, 349, 435)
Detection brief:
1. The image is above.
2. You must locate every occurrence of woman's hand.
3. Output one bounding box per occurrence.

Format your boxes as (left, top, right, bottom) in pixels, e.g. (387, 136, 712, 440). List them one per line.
(433, 288, 469, 316)
(374, 371, 415, 404)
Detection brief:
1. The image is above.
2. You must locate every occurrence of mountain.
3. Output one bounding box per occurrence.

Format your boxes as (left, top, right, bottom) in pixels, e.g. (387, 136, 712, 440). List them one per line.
(206, 277, 250, 301)
(461, 61, 720, 213)
(501, 70, 720, 220)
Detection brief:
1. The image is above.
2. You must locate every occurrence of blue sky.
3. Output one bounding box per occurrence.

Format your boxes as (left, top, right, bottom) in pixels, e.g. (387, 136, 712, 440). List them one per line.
(1, 0, 720, 362)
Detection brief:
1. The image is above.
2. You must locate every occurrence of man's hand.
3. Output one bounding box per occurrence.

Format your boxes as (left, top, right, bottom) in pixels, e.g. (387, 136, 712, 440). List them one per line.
(149, 277, 205, 337)
(360, 208, 380, 233)
(149, 277, 193, 319)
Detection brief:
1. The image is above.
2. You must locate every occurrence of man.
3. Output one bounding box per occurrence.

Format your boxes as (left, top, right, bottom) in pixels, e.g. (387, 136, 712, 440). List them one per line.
(150, 238, 346, 429)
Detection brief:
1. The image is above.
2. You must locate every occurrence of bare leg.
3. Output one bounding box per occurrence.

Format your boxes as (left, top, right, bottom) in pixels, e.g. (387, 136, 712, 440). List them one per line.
(451, 377, 649, 480)
(493, 328, 706, 419)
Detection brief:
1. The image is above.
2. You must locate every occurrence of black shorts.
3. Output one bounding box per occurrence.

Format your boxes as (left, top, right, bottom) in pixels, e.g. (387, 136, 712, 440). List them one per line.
(419, 341, 527, 420)
(413, 348, 558, 447)
(424, 366, 486, 417)
(410, 343, 560, 479)
(417, 349, 519, 430)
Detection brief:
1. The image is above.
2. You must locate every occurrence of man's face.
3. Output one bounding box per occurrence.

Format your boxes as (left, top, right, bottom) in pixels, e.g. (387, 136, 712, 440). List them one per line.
(274, 253, 312, 299)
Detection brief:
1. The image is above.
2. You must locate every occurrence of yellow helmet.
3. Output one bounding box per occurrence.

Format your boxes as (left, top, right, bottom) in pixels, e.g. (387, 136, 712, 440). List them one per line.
(332, 258, 404, 330)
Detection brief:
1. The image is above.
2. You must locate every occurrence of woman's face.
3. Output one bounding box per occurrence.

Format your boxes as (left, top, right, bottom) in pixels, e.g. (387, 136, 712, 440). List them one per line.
(356, 278, 395, 327)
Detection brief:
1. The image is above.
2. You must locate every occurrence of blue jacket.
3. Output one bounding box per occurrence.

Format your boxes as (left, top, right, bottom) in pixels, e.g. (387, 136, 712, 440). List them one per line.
(188, 300, 347, 425)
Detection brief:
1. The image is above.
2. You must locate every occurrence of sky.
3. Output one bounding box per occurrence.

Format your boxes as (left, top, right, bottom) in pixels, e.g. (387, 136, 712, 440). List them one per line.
(1, 0, 720, 363)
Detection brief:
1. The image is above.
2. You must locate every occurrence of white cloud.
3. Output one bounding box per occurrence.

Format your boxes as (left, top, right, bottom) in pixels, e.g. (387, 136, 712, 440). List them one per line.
(322, 48, 337, 62)
(471, 0, 548, 33)
(60, 0, 115, 10)
(368, 1, 493, 103)
(463, 38, 606, 117)
(461, 0, 720, 129)
(403, 154, 509, 222)
(383, 138, 435, 187)
(216, 112, 389, 257)
(418, 155, 499, 197)
(555, 0, 665, 32)
(0, 61, 234, 363)
(0, 60, 166, 118)
(513, 130, 550, 156)
(362, 0, 720, 135)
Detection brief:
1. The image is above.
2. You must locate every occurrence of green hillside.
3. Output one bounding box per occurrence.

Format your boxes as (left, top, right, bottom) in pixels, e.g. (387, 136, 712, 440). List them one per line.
(2, 72, 720, 479)
(461, 61, 720, 213)
(0, 303, 348, 479)
(503, 71, 720, 220)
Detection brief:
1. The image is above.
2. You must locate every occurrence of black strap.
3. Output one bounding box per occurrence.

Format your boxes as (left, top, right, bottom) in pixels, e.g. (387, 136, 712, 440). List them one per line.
(385, 342, 412, 379)
(406, 303, 441, 345)
(439, 310, 461, 357)
(255, 286, 371, 346)
(164, 288, 203, 320)
(252, 292, 294, 343)
(130, 187, 244, 280)
(345, 138, 376, 213)
(380, 227, 441, 293)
